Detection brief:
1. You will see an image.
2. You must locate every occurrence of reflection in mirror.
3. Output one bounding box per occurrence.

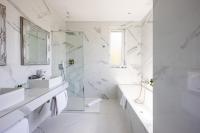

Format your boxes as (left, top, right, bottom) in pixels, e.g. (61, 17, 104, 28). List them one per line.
(20, 17, 50, 65)
(0, 4, 6, 66)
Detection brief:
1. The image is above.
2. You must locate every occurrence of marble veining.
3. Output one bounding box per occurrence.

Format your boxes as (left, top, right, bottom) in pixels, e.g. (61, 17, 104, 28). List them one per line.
(127, 46, 138, 55)
(154, 66, 170, 81)
(98, 60, 109, 65)
(181, 24, 200, 50)
(101, 78, 108, 82)
(6, 20, 20, 33)
(127, 28, 141, 45)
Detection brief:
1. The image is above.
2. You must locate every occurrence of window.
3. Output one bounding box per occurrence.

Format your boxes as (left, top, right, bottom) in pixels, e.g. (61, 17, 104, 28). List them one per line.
(110, 31, 125, 67)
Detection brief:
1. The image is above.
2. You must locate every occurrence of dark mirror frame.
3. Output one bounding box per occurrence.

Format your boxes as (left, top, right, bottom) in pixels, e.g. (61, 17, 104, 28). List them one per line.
(20, 16, 50, 65)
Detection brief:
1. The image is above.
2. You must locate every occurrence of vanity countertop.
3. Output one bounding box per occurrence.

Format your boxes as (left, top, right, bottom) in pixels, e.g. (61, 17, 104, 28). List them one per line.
(118, 84, 153, 133)
(0, 82, 68, 118)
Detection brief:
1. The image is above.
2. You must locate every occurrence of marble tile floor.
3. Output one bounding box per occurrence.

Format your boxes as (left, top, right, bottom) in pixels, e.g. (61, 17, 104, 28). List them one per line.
(33, 100, 132, 133)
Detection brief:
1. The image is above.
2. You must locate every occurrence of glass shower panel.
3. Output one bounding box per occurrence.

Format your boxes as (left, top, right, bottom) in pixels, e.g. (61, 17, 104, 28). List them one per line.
(65, 32, 85, 111)
(51, 31, 85, 111)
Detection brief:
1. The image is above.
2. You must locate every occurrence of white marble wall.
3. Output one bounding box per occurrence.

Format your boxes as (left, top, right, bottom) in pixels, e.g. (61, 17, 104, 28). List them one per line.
(65, 22, 142, 98)
(154, 0, 200, 133)
(141, 11, 153, 111)
(0, 0, 65, 87)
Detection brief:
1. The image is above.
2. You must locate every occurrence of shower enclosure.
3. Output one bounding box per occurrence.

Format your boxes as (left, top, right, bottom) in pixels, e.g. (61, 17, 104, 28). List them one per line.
(52, 31, 85, 111)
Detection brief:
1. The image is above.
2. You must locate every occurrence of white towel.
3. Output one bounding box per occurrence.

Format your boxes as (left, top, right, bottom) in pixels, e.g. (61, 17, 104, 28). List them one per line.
(120, 95, 127, 110)
(51, 90, 68, 116)
(4, 118, 29, 133)
(56, 90, 68, 114)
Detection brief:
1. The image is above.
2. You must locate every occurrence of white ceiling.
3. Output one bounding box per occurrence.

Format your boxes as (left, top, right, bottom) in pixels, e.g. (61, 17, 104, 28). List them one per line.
(11, 0, 153, 22)
(46, 0, 153, 21)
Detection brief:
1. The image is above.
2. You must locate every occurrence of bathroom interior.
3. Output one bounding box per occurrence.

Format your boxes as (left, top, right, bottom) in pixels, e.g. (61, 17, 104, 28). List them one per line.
(0, 0, 200, 133)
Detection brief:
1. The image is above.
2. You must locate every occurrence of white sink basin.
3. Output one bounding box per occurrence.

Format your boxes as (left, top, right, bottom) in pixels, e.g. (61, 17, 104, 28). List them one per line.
(0, 88, 25, 111)
(29, 76, 63, 89)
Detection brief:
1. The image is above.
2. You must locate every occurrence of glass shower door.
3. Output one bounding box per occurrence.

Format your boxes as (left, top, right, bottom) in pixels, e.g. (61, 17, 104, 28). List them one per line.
(65, 32, 85, 111)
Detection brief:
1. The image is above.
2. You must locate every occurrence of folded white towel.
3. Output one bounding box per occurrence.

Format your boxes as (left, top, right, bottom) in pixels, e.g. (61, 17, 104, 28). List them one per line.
(56, 90, 68, 115)
(120, 95, 127, 110)
(4, 118, 29, 133)
(51, 90, 68, 116)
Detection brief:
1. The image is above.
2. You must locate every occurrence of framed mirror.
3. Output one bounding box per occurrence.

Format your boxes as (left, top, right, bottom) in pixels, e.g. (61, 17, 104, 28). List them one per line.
(20, 17, 50, 65)
(0, 4, 6, 66)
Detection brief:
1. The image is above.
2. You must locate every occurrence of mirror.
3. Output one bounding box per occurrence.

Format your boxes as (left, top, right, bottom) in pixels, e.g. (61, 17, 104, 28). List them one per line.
(20, 17, 50, 65)
(0, 4, 6, 66)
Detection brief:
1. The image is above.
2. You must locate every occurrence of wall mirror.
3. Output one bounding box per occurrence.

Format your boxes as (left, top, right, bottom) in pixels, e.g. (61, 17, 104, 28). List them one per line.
(0, 4, 6, 66)
(20, 17, 50, 65)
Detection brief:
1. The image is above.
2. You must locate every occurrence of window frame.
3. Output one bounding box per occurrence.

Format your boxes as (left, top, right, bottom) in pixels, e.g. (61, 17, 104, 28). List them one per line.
(109, 29, 126, 68)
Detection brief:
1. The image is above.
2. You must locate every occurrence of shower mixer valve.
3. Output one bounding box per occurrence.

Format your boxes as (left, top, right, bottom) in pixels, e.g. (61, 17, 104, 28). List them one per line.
(69, 59, 75, 65)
